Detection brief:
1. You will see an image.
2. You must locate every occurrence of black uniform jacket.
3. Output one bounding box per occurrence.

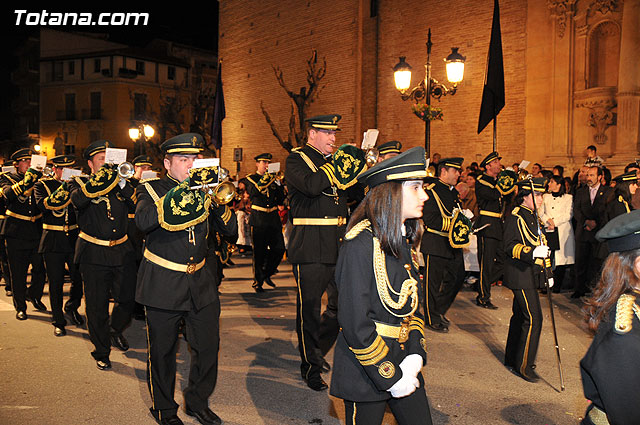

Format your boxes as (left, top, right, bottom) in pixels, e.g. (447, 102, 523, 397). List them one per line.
(330, 223, 427, 402)
(503, 206, 548, 290)
(69, 176, 135, 266)
(285, 144, 348, 264)
(606, 193, 632, 223)
(475, 173, 503, 240)
(0, 171, 42, 243)
(34, 178, 78, 254)
(573, 184, 611, 243)
(127, 177, 145, 262)
(240, 173, 285, 228)
(421, 179, 460, 259)
(580, 294, 640, 424)
(135, 176, 237, 311)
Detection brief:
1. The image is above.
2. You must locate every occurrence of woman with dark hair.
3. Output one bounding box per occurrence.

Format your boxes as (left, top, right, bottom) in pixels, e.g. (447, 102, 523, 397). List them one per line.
(330, 147, 433, 425)
(605, 171, 637, 222)
(541, 175, 575, 292)
(503, 178, 551, 383)
(580, 210, 640, 424)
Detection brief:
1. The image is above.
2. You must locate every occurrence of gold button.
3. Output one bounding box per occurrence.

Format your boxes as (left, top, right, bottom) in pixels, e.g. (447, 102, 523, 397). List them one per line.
(190, 257, 194, 261)
(113, 229, 116, 232)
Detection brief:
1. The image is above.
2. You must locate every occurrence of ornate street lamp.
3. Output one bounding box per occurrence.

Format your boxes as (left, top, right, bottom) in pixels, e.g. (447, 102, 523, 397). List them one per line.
(129, 123, 155, 155)
(393, 28, 465, 157)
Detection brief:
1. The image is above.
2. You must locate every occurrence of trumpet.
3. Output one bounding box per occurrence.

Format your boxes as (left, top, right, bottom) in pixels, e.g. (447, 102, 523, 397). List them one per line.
(117, 162, 135, 179)
(365, 148, 379, 167)
(190, 165, 237, 206)
(42, 166, 55, 178)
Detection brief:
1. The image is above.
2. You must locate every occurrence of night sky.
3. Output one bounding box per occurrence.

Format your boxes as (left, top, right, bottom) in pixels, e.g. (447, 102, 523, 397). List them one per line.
(1, 7, 219, 141)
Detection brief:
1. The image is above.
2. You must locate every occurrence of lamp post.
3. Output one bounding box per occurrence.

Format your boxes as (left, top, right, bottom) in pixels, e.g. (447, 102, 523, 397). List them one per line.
(393, 28, 465, 158)
(128, 123, 155, 156)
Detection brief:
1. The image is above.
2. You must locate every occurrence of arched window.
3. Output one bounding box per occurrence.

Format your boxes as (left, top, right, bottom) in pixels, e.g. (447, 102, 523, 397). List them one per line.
(588, 21, 620, 88)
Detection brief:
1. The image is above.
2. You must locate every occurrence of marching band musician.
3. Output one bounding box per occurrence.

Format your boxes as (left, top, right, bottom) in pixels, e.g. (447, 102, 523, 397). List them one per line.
(33, 155, 84, 336)
(0, 148, 47, 320)
(376, 140, 402, 162)
(503, 178, 551, 383)
(330, 146, 433, 425)
(135, 133, 237, 425)
(68, 140, 136, 370)
(580, 210, 640, 425)
(421, 157, 468, 333)
(0, 161, 14, 297)
(606, 171, 637, 222)
(240, 153, 286, 292)
(285, 114, 365, 391)
(474, 151, 505, 309)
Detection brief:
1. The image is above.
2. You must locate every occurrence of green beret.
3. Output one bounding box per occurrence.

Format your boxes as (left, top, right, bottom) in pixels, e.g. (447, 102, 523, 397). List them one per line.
(596, 209, 640, 252)
(84, 140, 115, 160)
(305, 114, 342, 131)
(440, 157, 464, 170)
(377, 141, 402, 156)
(161, 133, 204, 155)
(254, 153, 272, 162)
(10, 148, 33, 162)
(358, 146, 427, 188)
(51, 155, 75, 167)
(516, 177, 547, 194)
(480, 151, 501, 168)
(132, 155, 152, 166)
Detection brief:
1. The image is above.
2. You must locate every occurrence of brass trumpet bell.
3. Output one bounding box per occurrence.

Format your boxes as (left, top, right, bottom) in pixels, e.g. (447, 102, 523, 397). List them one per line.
(212, 180, 237, 205)
(427, 164, 437, 177)
(117, 162, 135, 179)
(365, 148, 379, 167)
(42, 166, 55, 178)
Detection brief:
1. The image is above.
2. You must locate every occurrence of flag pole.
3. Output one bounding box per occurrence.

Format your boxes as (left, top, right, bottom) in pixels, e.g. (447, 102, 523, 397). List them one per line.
(493, 115, 497, 152)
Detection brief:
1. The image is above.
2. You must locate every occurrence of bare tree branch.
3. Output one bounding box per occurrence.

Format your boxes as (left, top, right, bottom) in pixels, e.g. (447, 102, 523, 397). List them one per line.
(261, 101, 293, 152)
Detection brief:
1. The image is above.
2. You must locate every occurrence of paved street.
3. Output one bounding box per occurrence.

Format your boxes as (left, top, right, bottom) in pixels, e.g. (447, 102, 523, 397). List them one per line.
(1, 255, 592, 424)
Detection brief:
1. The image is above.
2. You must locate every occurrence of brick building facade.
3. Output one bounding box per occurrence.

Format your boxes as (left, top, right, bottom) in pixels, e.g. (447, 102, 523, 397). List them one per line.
(220, 0, 640, 176)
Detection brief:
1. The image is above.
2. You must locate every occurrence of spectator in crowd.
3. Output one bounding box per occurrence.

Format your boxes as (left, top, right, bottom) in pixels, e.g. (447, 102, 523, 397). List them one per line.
(540, 175, 575, 292)
(586, 145, 603, 164)
(531, 163, 543, 178)
(456, 181, 478, 220)
(553, 165, 564, 177)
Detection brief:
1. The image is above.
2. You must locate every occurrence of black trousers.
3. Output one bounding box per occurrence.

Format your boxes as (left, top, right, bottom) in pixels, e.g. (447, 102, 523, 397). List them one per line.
(424, 251, 465, 326)
(0, 235, 11, 291)
(145, 301, 220, 421)
(505, 288, 542, 375)
(251, 224, 285, 283)
(477, 236, 503, 303)
(43, 252, 83, 326)
(5, 237, 46, 312)
(343, 384, 433, 425)
(79, 261, 135, 360)
(293, 263, 339, 380)
(574, 239, 603, 295)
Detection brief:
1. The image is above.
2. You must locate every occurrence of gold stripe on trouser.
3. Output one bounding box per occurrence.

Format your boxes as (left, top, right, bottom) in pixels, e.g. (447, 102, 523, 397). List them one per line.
(42, 223, 78, 232)
(144, 307, 158, 418)
(295, 264, 311, 379)
(352, 401, 357, 425)
(520, 289, 534, 375)
(425, 255, 433, 325)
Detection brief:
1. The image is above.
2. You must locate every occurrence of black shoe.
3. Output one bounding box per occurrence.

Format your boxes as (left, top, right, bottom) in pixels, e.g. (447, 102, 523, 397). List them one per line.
(476, 299, 498, 310)
(321, 360, 331, 373)
(264, 276, 276, 288)
(185, 407, 222, 425)
(54, 325, 66, 337)
(304, 375, 328, 391)
(16, 311, 27, 321)
(252, 281, 265, 293)
(31, 298, 47, 311)
(440, 314, 450, 325)
(426, 322, 449, 333)
(110, 332, 129, 351)
(518, 368, 541, 383)
(65, 309, 85, 326)
(158, 415, 184, 425)
(571, 291, 585, 299)
(96, 358, 112, 370)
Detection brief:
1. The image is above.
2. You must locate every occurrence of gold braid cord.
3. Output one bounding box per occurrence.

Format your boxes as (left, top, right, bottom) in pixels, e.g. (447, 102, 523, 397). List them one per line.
(345, 219, 371, 240)
(373, 236, 418, 317)
(614, 294, 638, 334)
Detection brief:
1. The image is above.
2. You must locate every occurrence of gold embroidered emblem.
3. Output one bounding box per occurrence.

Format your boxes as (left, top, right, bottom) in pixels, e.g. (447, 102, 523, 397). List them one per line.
(192, 136, 197, 143)
(378, 361, 395, 378)
(332, 116, 337, 124)
(420, 338, 427, 353)
(523, 246, 532, 253)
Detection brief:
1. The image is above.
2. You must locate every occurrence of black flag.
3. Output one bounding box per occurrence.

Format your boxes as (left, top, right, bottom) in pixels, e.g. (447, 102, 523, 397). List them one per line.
(211, 62, 225, 150)
(477, 0, 505, 134)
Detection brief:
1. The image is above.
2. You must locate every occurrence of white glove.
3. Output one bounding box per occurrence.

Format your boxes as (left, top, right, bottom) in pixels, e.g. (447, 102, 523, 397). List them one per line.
(547, 277, 554, 289)
(118, 178, 126, 189)
(462, 209, 474, 219)
(388, 373, 419, 398)
(399, 354, 423, 379)
(532, 245, 549, 259)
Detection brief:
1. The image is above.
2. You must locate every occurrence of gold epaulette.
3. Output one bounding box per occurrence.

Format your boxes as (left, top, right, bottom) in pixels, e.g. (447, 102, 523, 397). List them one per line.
(345, 219, 371, 240)
(614, 294, 638, 334)
(139, 177, 160, 184)
(512, 206, 520, 216)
